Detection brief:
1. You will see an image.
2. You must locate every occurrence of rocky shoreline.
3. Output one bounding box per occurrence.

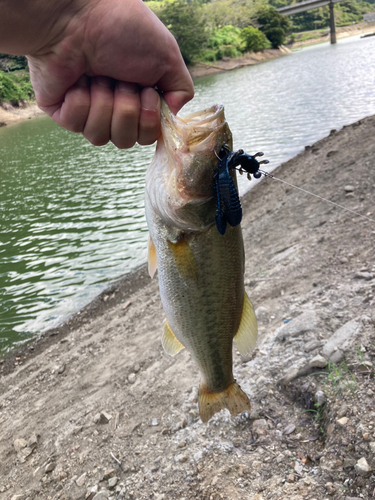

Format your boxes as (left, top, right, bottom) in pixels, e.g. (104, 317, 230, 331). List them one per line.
(0, 114, 374, 500)
(0, 100, 44, 128)
(187, 46, 290, 80)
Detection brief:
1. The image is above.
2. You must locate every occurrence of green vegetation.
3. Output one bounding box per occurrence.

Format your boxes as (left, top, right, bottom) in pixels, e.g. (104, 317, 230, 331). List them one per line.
(158, 0, 210, 63)
(305, 360, 358, 435)
(241, 26, 271, 52)
(256, 5, 291, 48)
(285, 0, 373, 32)
(201, 24, 272, 61)
(0, 54, 34, 104)
(0, 71, 34, 104)
(149, 1, 286, 62)
(202, 0, 255, 29)
(323, 360, 358, 396)
(0, 54, 28, 72)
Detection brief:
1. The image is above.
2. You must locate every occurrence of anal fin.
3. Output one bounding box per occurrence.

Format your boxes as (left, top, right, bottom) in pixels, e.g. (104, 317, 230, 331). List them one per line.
(198, 381, 250, 423)
(162, 320, 185, 356)
(234, 291, 258, 357)
(148, 235, 158, 278)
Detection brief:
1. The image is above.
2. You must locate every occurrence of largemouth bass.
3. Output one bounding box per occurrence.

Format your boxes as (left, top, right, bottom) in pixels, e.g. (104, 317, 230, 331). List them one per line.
(145, 100, 257, 423)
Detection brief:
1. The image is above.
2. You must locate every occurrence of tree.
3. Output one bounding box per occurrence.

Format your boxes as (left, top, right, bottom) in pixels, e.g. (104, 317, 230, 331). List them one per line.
(240, 26, 271, 52)
(158, 0, 209, 64)
(255, 5, 291, 48)
(0, 54, 28, 72)
(0, 72, 33, 103)
(202, 0, 256, 30)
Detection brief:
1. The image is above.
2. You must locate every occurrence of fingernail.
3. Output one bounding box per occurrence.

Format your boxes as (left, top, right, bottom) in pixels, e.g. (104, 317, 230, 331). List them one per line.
(141, 88, 159, 111)
(95, 76, 113, 88)
(118, 81, 138, 94)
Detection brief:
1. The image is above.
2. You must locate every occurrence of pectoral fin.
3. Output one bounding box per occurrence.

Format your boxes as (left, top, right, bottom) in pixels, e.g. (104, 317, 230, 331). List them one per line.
(148, 235, 158, 278)
(167, 238, 198, 280)
(162, 320, 185, 356)
(234, 291, 258, 356)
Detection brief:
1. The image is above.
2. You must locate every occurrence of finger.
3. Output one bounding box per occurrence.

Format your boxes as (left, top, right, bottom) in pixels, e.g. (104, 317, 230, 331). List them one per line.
(111, 82, 141, 149)
(83, 76, 114, 146)
(163, 87, 194, 116)
(52, 76, 90, 132)
(157, 39, 194, 115)
(138, 87, 161, 146)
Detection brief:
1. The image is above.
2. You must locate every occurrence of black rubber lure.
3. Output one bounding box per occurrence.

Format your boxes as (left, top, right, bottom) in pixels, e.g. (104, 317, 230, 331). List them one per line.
(213, 145, 269, 235)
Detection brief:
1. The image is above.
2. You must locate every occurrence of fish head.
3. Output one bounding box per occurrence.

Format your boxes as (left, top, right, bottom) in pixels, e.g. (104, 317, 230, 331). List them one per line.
(146, 99, 233, 231)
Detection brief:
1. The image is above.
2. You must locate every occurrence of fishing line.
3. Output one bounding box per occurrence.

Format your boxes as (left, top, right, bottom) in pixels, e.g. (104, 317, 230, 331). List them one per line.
(258, 170, 375, 224)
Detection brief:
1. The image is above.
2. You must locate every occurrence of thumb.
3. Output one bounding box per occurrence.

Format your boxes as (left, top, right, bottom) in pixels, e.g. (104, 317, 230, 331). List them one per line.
(157, 59, 194, 115)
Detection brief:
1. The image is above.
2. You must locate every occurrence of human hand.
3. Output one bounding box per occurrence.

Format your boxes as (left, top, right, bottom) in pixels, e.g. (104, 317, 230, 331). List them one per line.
(26, 0, 194, 148)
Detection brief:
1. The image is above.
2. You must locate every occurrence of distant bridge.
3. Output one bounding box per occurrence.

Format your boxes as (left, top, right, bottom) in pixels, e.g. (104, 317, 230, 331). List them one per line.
(277, 0, 342, 44)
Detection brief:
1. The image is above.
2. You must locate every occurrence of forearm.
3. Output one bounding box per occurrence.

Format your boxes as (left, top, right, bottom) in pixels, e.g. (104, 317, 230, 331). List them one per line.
(0, 0, 88, 54)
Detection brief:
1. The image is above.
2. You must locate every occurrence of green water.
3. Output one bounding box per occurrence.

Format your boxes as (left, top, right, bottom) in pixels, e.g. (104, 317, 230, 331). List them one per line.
(1, 34, 375, 354)
(0, 117, 154, 352)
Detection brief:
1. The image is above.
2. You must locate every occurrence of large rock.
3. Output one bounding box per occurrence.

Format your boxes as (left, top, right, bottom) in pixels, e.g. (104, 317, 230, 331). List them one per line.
(322, 319, 362, 360)
(309, 355, 328, 368)
(354, 457, 371, 477)
(274, 311, 319, 342)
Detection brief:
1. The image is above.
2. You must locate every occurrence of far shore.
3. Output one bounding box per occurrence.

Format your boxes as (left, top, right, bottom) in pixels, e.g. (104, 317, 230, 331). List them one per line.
(1, 22, 374, 128)
(0, 100, 44, 128)
(187, 45, 291, 80)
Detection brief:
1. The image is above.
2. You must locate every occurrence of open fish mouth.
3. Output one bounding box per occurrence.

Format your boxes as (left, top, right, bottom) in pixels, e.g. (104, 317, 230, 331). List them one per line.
(146, 100, 232, 231)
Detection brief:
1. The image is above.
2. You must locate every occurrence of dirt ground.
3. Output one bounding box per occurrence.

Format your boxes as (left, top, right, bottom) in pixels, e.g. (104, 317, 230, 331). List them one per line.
(1, 114, 375, 500)
(0, 101, 44, 127)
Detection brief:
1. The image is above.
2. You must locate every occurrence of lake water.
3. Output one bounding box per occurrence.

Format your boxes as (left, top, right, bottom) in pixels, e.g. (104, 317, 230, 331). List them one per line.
(1, 34, 375, 354)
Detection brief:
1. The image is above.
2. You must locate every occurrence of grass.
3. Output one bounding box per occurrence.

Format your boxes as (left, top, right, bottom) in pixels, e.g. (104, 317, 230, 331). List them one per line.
(296, 30, 328, 42)
(305, 360, 358, 433)
(323, 360, 358, 396)
(356, 344, 364, 362)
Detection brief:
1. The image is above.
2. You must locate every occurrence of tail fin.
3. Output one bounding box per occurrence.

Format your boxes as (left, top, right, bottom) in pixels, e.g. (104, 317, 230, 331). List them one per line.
(198, 381, 250, 423)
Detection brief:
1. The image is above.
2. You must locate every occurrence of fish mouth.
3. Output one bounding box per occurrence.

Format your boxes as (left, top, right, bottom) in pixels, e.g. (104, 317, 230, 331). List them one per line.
(178, 104, 227, 150)
(161, 100, 233, 202)
(145, 99, 233, 231)
(162, 101, 228, 152)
